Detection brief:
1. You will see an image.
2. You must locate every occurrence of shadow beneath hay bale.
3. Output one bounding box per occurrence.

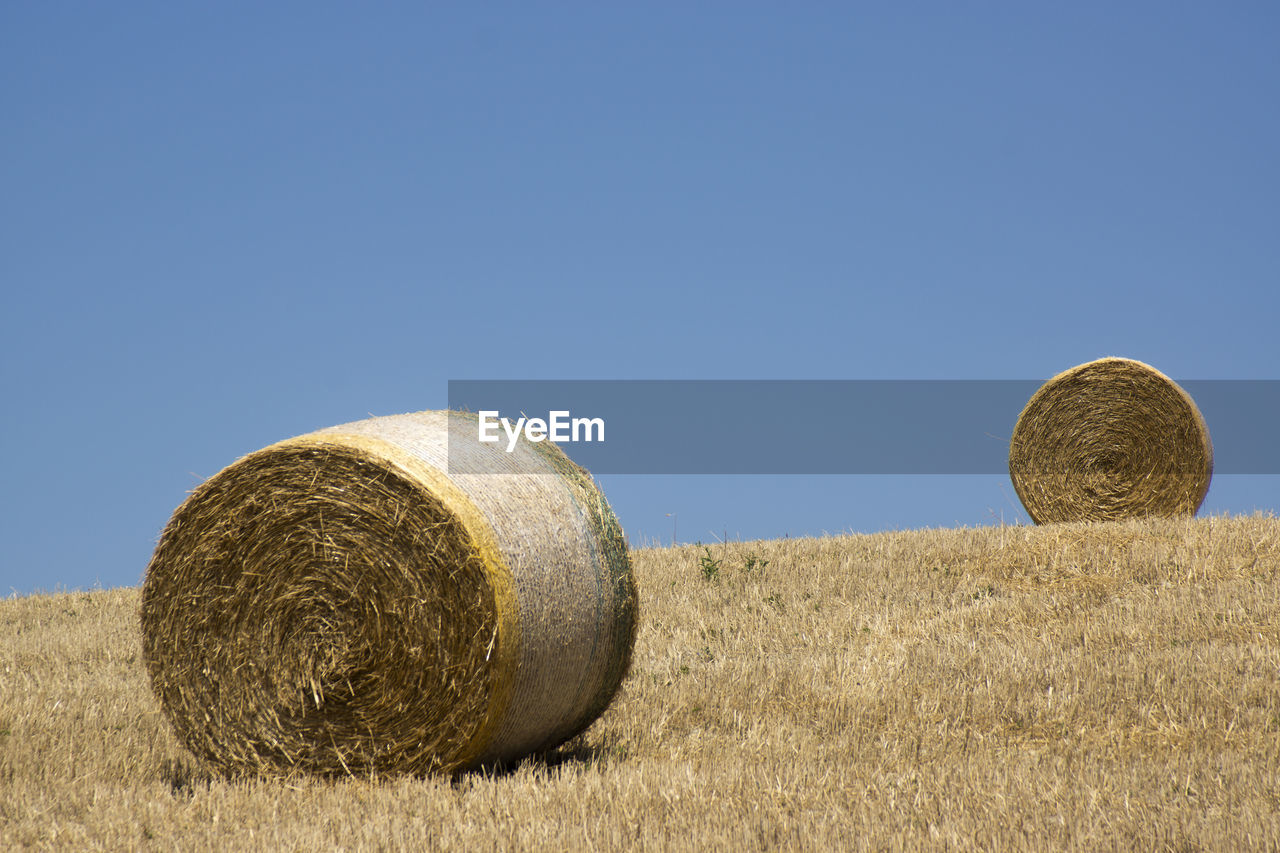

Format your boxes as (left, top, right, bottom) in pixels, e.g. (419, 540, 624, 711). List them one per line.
(160, 758, 214, 798)
(458, 737, 621, 782)
(157, 737, 622, 788)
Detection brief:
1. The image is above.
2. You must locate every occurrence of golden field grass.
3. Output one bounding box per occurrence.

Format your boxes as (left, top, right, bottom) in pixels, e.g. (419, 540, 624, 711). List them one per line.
(3, 514, 1279, 850)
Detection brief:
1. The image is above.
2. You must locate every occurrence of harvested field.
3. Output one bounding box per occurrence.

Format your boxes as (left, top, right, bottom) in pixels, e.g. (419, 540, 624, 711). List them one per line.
(3, 514, 1279, 850)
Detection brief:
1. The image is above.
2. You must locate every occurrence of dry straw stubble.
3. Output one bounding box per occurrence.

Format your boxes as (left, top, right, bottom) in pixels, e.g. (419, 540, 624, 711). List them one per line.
(1008, 357, 1213, 524)
(140, 410, 637, 778)
(5, 515, 1280, 849)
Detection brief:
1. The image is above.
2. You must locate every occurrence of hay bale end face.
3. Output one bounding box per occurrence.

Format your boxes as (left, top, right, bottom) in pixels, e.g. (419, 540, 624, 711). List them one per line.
(141, 411, 637, 777)
(1008, 357, 1213, 524)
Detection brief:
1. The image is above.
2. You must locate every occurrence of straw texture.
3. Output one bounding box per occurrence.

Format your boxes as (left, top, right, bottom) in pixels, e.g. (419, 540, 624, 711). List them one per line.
(141, 411, 637, 777)
(1008, 358, 1213, 524)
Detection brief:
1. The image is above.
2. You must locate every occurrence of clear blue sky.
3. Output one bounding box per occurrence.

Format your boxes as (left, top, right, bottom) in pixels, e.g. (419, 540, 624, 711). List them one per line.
(4, 3, 1277, 594)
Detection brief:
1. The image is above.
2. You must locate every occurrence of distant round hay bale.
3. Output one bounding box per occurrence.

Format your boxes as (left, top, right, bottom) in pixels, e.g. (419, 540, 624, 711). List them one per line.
(1008, 357, 1213, 524)
(141, 411, 637, 777)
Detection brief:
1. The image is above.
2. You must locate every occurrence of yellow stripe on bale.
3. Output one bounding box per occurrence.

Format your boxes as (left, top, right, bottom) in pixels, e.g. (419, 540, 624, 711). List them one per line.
(140, 411, 637, 777)
(1008, 357, 1214, 524)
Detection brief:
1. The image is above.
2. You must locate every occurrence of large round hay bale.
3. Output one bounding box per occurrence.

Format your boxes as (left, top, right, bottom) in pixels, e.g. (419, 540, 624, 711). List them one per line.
(141, 411, 637, 777)
(1008, 357, 1213, 524)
